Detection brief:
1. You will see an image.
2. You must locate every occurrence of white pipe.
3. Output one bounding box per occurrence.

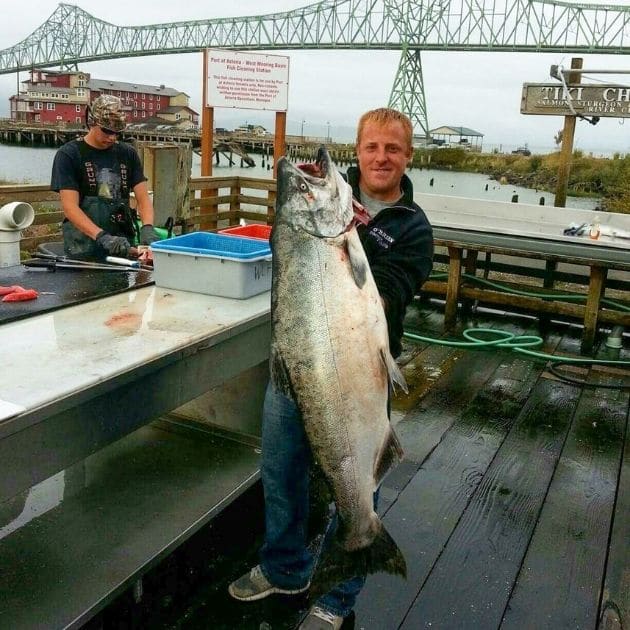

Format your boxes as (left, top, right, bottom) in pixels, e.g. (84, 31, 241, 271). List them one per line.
(0, 202, 35, 231)
(606, 325, 625, 349)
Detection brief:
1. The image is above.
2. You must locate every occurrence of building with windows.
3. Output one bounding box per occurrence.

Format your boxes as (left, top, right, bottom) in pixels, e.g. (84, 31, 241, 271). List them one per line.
(10, 70, 91, 125)
(9, 70, 198, 128)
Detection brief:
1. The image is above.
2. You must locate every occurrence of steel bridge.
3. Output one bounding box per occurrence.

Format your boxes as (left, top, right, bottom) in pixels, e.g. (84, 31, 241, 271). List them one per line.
(2, 0, 630, 136)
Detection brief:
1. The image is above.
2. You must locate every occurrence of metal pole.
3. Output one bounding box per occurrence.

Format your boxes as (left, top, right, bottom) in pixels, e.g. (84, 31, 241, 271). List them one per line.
(554, 57, 582, 208)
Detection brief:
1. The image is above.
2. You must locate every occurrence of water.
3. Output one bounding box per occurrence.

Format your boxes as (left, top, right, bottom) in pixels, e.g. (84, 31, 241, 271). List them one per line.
(0, 143, 599, 210)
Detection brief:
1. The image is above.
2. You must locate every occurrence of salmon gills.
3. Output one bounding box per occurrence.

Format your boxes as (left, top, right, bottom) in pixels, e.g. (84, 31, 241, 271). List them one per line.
(270, 147, 407, 589)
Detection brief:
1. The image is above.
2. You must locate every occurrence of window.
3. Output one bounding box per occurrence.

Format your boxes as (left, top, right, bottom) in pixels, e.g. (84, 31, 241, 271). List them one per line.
(133, 111, 137, 118)
(142, 102, 145, 109)
(78, 79, 86, 87)
(175, 113, 181, 120)
(157, 104, 160, 110)
(56, 115, 62, 121)
(34, 114, 41, 122)
(47, 102, 55, 110)
(76, 117, 82, 124)
(142, 93, 145, 99)
(75, 105, 81, 112)
(157, 95, 160, 101)
(141, 111, 146, 118)
(34, 102, 42, 110)
(77, 88, 85, 97)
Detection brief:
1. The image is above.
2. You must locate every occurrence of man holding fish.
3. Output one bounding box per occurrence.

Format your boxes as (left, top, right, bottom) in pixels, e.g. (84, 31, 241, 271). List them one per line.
(229, 108, 434, 630)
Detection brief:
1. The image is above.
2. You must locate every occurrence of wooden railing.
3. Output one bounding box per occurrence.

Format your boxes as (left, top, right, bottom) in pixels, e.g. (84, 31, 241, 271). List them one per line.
(186, 175, 275, 231)
(2, 176, 276, 252)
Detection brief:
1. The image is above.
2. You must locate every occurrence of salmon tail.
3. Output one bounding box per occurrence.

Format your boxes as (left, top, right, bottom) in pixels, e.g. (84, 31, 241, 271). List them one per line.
(309, 522, 407, 598)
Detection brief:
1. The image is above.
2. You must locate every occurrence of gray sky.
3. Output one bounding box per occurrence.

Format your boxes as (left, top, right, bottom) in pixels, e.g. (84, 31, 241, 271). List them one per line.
(1, 0, 629, 154)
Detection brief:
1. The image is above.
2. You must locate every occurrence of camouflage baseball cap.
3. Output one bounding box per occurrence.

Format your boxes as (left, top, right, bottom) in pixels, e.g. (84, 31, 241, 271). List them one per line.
(88, 95, 127, 131)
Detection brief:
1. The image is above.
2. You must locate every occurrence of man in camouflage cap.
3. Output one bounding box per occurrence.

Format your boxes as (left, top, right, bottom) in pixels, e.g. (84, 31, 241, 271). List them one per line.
(51, 94, 161, 258)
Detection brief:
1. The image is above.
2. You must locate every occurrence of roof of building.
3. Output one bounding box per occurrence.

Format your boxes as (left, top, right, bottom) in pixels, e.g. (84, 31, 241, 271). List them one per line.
(430, 125, 484, 137)
(89, 78, 186, 98)
(158, 105, 198, 115)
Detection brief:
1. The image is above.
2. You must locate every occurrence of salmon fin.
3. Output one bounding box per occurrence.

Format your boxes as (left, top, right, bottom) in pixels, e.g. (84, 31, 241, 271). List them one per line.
(380, 348, 408, 394)
(309, 522, 407, 599)
(374, 427, 404, 485)
(346, 234, 367, 288)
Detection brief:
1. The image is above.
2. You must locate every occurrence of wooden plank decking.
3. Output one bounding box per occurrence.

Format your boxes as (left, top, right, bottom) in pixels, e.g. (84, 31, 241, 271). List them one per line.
(89, 303, 629, 630)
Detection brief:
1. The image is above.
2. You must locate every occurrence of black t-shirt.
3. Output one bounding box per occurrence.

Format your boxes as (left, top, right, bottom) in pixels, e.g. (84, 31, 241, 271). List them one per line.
(51, 139, 146, 204)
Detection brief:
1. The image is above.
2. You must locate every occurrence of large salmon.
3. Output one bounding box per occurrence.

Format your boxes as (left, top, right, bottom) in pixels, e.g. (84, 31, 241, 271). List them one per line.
(270, 146, 407, 584)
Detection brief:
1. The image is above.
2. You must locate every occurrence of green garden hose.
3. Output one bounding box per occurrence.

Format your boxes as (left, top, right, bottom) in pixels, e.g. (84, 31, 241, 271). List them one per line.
(402, 328, 629, 389)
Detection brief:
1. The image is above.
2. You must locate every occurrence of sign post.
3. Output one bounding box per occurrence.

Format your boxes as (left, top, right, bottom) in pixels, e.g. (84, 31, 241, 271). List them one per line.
(200, 50, 216, 230)
(555, 57, 582, 208)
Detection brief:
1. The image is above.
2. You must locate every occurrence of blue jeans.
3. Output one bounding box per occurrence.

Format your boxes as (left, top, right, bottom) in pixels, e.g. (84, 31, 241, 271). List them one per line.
(259, 382, 368, 618)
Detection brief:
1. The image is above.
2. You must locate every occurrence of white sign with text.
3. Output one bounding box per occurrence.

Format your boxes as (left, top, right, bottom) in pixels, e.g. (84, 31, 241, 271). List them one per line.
(206, 50, 290, 111)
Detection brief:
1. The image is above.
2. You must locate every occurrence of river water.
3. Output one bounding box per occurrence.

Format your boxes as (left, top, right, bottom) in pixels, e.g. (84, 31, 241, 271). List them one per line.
(0, 143, 598, 210)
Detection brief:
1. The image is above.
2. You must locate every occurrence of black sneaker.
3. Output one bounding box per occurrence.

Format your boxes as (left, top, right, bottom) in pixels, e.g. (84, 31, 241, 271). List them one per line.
(228, 565, 310, 602)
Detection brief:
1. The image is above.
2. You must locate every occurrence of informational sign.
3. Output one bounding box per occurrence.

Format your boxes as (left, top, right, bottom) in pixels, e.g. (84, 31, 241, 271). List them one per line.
(521, 83, 630, 118)
(206, 49, 290, 111)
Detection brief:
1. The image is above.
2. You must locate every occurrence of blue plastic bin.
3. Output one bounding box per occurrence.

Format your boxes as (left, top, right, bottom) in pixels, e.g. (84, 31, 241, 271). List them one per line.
(150, 232, 272, 299)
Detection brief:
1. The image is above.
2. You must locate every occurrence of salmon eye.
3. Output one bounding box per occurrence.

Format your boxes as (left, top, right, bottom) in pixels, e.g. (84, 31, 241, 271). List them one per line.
(299, 182, 308, 192)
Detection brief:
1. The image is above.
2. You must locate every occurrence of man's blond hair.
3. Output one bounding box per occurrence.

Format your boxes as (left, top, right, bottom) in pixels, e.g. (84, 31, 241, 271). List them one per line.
(356, 108, 413, 150)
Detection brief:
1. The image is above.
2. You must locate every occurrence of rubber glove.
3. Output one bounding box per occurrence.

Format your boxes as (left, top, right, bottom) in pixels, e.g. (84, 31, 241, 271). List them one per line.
(139, 224, 161, 245)
(95, 230, 131, 256)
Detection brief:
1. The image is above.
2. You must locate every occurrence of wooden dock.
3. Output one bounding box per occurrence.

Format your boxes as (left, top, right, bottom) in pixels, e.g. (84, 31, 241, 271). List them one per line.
(0, 119, 356, 162)
(86, 302, 629, 630)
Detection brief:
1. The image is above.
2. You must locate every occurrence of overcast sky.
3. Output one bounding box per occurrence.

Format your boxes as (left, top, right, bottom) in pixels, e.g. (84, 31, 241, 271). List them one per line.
(1, 0, 629, 154)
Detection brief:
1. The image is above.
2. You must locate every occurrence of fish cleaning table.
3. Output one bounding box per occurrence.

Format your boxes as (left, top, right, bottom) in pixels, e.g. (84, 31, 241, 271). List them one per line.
(0, 283, 271, 629)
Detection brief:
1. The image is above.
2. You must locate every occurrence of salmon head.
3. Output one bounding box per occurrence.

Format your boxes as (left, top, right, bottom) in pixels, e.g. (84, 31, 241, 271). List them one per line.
(275, 146, 354, 238)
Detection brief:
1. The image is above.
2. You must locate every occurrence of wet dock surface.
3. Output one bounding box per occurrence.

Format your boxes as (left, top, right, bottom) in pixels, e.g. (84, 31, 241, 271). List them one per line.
(87, 302, 629, 630)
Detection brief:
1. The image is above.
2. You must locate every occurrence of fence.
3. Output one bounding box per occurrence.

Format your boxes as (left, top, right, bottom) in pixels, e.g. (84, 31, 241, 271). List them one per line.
(1, 176, 276, 253)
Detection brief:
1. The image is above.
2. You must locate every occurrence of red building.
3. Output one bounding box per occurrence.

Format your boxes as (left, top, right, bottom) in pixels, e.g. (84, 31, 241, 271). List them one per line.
(10, 69, 90, 125)
(10, 70, 198, 128)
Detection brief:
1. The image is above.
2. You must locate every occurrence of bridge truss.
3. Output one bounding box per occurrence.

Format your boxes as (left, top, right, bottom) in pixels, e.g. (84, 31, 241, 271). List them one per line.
(2, 0, 630, 137)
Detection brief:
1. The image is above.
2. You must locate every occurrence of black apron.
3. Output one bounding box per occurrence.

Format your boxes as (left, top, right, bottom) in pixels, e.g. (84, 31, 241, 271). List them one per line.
(62, 142, 133, 259)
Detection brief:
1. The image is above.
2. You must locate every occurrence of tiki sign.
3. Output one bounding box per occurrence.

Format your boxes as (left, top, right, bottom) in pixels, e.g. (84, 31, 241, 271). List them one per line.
(521, 83, 630, 118)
